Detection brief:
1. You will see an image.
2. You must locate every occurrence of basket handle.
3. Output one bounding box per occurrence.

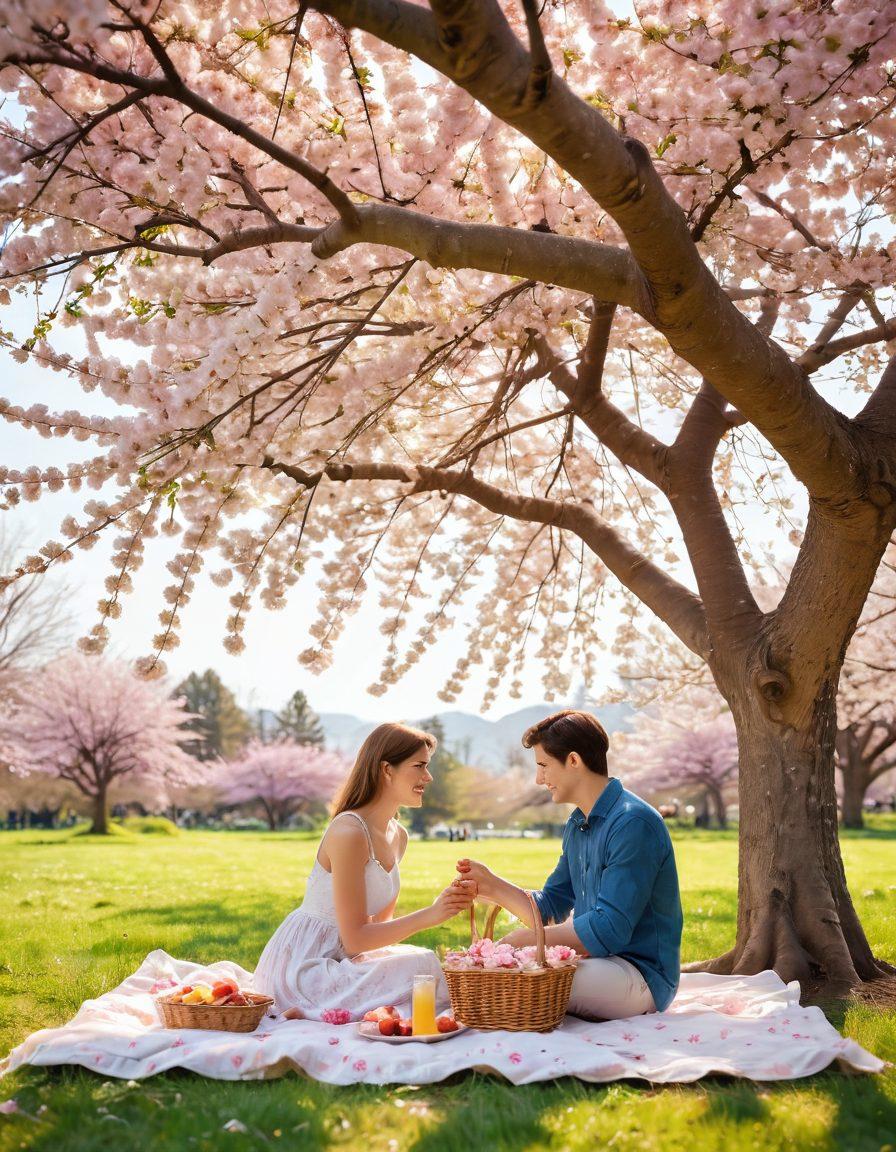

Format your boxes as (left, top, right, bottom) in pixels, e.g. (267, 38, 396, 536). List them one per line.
(468, 890, 546, 967)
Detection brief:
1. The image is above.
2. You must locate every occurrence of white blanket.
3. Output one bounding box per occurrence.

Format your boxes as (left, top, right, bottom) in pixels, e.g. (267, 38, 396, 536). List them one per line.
(1, 950, 885, 1086)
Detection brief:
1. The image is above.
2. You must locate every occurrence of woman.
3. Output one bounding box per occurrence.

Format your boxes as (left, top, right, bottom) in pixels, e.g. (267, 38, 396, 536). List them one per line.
(253, 722, 476, 1020)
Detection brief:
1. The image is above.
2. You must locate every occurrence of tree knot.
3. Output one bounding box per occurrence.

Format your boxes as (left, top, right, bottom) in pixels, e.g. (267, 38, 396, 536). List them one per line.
(754, 666, 791, 722)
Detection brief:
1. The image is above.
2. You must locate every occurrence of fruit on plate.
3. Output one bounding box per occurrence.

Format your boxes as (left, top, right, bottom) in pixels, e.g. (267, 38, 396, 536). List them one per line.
(378, 1017, 398, 1036)
(436, 1015, 459, 1032)
(362, 1005, 400, 1023)
(165, 982, 264, 1007)
(396, 1017, 413, 1037)
(180, 984, 214, 1004)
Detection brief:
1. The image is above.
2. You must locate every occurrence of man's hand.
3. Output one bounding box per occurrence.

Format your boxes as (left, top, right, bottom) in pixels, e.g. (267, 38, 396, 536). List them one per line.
(455, 858, 496, 900)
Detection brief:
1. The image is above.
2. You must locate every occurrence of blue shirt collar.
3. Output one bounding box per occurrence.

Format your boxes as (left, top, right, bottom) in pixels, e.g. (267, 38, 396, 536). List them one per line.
(571, 777, 622, 829)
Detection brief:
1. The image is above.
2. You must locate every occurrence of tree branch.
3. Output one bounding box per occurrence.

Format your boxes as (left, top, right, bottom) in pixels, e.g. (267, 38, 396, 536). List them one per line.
(313, 0, 863, 505)
(261, 456, 709, 656)
(857, 352, 896, 435)
(803, 320, 896, 374)
(533, 315, 669, 490)
(669, 381, 762, 634)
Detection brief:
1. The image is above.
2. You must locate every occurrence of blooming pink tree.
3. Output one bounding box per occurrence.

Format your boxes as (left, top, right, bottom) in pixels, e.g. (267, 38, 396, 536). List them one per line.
(0, 652, 203, 833)
(2, 2, 896, 992)
(220, 738, 347, 830)
(624, 714, 738, 829)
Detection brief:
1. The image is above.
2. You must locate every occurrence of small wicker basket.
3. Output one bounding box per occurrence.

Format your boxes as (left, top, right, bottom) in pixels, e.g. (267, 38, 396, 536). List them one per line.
(442, 891, 578, 1032)
(156, 991, 274, 1033)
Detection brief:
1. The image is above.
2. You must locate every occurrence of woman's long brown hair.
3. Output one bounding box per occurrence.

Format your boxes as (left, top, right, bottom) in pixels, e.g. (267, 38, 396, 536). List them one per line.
(331, 722, 437, 816)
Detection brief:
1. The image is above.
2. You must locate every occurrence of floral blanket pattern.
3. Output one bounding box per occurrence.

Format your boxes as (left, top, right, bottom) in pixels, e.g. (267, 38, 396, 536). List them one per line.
(0, 950, 884, 1086)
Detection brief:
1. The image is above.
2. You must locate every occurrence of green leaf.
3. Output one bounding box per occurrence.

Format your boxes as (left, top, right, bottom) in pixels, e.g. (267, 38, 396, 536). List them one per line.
(325, 114, 347, 140)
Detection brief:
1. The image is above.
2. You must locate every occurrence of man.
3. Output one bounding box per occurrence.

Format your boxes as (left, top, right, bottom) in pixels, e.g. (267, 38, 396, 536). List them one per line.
(456, 710, 683, 1020)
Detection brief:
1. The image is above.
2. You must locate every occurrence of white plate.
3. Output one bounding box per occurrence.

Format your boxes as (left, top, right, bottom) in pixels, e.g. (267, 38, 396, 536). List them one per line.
(357, 1020, 468, 1044)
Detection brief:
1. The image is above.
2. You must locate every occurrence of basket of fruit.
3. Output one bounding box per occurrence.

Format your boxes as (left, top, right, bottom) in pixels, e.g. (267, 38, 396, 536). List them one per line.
(156, 980, 273, 1033)
(442, 891, 579, 1032)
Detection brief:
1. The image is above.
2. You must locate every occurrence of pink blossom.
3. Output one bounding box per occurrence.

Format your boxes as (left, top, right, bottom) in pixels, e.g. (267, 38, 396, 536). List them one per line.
(321, 1008, 352, 1025)
(509, 1052, 522, 1064)
(0, 1100, 19, 1115)
(353, 1059, 367, 1072)
(0, 653, 204, 820)
(218, 740, 348, 830)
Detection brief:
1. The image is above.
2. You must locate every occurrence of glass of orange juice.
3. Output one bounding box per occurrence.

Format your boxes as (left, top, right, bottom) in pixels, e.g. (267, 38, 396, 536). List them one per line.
(412, 974, 438, 1036)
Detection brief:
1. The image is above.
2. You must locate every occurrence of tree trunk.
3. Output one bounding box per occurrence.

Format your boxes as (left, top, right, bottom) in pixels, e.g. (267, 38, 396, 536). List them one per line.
(707, 784, 728, 829)
(685, 679, 894, 997)
(840, 763, 869, 830)
(90, 787, 109, 835)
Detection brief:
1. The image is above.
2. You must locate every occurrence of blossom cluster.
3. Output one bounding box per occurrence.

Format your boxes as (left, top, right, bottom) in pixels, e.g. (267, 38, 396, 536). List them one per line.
(0, 0, 893, 710)
(443, 939, 578, 972)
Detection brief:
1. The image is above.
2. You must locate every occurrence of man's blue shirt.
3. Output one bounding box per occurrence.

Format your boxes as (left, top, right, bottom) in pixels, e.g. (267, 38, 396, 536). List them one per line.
(531, 777, 683, 1012)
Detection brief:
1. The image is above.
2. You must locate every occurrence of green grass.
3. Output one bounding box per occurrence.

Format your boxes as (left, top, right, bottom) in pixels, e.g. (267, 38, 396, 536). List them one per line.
(0, 821, 894, 1151)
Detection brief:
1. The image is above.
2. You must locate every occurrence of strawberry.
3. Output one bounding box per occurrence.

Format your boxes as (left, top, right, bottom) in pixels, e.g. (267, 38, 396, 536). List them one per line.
(378, 1017, 398, 1036)
(397, 1018, 412, 1037)
(437, 1016, 459, 1033)
(211, 981, 237, 999)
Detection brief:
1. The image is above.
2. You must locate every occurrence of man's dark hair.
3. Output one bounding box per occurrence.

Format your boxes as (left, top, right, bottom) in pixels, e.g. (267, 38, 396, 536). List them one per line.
(522, 709, 609, 775)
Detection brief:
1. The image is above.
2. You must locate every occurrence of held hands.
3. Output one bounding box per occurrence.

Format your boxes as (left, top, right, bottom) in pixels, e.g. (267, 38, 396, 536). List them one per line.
(431, 877, 477, 924)
(455, 858, 496, 900)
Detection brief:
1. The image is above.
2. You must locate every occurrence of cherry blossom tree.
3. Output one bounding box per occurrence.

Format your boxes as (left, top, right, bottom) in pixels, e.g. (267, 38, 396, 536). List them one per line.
(836, 545, 896, 829)
(1, 2, 896, 992)
(623, 712, 738, 828)
(0, 652, 203, 832)
(220, 738, 347, 829)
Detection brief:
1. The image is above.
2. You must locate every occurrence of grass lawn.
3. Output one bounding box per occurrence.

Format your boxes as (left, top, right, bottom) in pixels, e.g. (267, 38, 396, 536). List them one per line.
(0, 819, 894, 1151)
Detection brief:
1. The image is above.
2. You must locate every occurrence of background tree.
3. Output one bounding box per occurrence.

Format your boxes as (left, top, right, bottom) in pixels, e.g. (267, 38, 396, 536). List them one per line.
(835, 545, 896, 829)
(0, 653, 203, 833)
(408, 716, 461, 833)
(624, 715, 739, 829)
(0, 529, 71, 705)
(174, 670, 251, 761)
(275, 689, 326, 747)
(220, 738, 347, 830)
(3, 1, 896, 994)
(0, 763, 82, 828)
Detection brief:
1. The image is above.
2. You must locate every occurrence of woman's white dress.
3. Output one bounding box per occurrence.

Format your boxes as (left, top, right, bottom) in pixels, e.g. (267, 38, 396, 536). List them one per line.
(252, 811, 449, 1020)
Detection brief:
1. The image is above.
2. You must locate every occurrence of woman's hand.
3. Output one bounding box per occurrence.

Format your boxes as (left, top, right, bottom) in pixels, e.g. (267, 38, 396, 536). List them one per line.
(430, 878, 477, 924)
(455, 858, 497, 900)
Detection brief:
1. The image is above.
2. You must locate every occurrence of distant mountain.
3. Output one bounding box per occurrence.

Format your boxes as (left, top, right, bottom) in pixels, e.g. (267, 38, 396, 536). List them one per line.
(312, 702, 635, 774)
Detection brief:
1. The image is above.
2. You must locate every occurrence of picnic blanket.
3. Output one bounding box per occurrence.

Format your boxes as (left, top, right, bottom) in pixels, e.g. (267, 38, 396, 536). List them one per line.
(1, 949, 885, 1086)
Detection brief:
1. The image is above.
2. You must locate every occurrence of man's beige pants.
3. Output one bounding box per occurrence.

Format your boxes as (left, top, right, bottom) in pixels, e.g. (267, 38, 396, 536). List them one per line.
(567, 955, 656, 1021)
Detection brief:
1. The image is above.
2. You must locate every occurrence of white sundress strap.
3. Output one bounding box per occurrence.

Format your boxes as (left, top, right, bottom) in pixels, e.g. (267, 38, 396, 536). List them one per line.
(335, 811, 376, 861)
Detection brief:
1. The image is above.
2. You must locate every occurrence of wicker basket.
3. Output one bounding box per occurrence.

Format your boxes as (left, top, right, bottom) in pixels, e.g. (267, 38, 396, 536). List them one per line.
(442, 891, 578, 1032)
(156, 991, 274, 1033)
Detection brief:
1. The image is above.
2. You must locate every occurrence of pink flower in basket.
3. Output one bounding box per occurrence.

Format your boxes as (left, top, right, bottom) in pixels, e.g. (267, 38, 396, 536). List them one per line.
(444, 941, 577, 971)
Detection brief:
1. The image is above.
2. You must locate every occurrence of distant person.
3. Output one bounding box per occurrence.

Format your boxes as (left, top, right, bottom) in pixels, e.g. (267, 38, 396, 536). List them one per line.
(457, 710, 682, 1022)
